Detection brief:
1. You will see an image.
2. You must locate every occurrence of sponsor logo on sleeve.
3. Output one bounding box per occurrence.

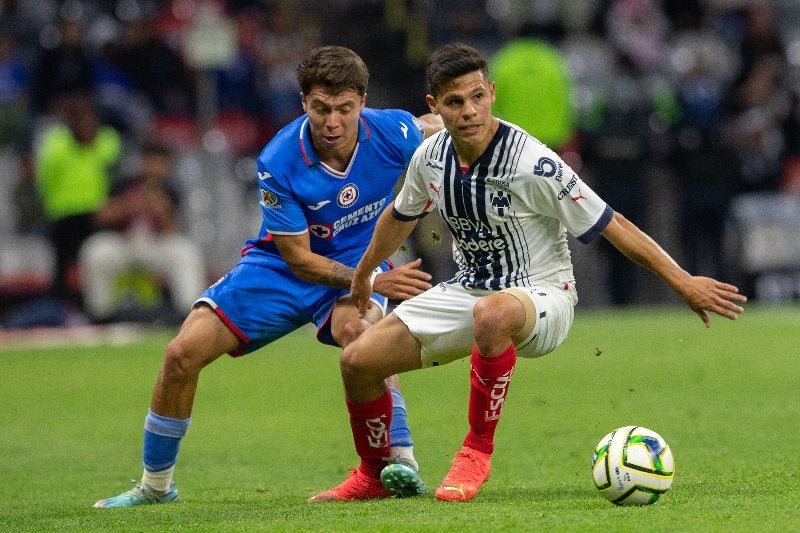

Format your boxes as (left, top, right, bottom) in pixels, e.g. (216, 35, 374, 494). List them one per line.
(260, 189, 281, 208)
(533, 156, 563, 182)
(557, 174, 581, 201)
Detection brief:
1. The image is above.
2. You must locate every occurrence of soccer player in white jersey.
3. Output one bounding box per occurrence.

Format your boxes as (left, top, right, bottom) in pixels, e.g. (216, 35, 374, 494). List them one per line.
(94, 46, 443, 508)
(310, 42, 747, 503)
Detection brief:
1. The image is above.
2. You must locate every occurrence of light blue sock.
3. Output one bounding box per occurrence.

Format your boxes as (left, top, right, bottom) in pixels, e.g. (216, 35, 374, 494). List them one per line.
(389, 387, 413, 448)
(143, 409, 191, 472)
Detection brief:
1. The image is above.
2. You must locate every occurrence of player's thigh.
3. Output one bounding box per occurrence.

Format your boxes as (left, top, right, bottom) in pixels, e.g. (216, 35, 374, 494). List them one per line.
(329, 295, 385, 347)
(344, 313, 424, 376)
(313, 261, 391, 347)
(168, 304, 239, 366)
(197, 259, 311, 355)
(501, 283, 577, 358)
(393, 282, 480, 368)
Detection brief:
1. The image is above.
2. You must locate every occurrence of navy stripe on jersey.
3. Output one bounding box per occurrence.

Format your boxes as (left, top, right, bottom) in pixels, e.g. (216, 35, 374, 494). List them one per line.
(434, 123, 536, 290)
(499, 128, 533, 285)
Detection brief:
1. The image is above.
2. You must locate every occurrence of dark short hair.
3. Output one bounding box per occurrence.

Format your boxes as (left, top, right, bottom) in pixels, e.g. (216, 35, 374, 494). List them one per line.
(296, 46, 369, 96)
(425, 43, 489, 97)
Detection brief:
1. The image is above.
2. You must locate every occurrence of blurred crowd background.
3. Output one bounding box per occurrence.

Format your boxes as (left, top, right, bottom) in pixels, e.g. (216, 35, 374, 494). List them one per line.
(1, 0, 800, 329)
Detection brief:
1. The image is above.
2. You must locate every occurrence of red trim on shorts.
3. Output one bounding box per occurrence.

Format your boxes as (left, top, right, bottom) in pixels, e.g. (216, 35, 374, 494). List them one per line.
(316, 306, 335, 346)
(240, 234, 274, 256)
(206, 304, 251, 357)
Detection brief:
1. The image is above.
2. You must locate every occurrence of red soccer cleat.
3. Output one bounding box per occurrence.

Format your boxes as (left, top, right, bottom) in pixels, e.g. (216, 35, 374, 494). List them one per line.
(434, 446, 492, 502)
(308, 467, 392, 502)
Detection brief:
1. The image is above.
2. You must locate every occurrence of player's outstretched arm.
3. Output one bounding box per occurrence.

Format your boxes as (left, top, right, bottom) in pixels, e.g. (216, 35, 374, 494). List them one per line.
(600, 211, 747, 327)
(352, 206, 419, 317)
(272, 227, 429, 301)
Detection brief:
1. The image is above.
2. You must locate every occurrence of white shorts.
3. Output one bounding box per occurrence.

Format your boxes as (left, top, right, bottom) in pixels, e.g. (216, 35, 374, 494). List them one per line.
(393, 281, 577, 368)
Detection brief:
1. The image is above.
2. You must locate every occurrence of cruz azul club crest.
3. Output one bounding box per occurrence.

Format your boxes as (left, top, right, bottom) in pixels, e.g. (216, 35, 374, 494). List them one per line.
(489, 189, 511, 216)
(337, 183, 359, 208)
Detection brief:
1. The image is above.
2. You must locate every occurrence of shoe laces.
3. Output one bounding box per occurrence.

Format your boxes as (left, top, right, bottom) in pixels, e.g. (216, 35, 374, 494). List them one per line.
(121, 480, 160, 502)
(338, 467, 371, 497)
(449, 448, 489, 482)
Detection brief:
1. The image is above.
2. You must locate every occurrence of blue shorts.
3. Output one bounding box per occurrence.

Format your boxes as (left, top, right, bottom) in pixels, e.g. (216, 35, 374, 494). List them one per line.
(195, 253, 390, 356)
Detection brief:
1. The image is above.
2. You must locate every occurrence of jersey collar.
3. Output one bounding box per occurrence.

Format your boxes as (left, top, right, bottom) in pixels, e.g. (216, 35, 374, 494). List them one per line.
(298, 115, 371, 166)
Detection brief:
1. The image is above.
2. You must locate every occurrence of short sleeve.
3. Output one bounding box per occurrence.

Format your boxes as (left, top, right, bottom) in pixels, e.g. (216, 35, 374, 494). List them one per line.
(523, 152, 611, 242)
(392, 148, 435, 220)
(257, 162, 308, 235)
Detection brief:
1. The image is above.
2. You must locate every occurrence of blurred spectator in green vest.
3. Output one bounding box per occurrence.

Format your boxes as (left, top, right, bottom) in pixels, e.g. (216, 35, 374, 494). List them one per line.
(490, 22, 575, 152)
(35, 93, 122, 311)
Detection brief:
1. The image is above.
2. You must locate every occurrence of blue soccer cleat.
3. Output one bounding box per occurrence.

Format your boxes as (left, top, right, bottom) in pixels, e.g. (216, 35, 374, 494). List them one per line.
(93, 481, 178, 508)
(380, 460, 428, 497)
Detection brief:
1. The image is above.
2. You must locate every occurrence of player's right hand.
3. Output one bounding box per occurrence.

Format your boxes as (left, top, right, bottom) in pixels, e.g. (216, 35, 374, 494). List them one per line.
(350, 267, 374, 319)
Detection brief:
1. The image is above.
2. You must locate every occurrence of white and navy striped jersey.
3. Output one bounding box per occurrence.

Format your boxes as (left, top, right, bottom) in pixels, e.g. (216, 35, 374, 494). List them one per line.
(393, 119, 613, 290)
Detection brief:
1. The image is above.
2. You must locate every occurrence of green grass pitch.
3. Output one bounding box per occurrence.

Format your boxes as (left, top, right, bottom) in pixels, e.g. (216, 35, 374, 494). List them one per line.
(1, 304, 798, 532)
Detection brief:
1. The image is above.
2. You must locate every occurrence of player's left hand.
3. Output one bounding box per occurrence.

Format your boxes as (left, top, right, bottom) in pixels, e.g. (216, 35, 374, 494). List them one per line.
(372, 258, 433, 301)
(679, 276, 747, 328)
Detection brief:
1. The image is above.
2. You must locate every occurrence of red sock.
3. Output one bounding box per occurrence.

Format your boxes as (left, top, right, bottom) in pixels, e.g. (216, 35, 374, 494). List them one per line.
(463, 343, 516, 455)
(346, 390, 392, 479)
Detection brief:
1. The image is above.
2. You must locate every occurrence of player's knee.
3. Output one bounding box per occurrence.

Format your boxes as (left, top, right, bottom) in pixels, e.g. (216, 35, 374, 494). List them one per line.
(340, 339, 372, 381)
(473, 295, 521, 345)
(163, 337, 204, 381)
(332, 317, 368, 348)
(340, 342, 360, 375)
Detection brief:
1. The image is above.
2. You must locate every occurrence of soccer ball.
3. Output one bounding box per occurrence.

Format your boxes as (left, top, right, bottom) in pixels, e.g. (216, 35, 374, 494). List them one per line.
(591, 425, 675, 505)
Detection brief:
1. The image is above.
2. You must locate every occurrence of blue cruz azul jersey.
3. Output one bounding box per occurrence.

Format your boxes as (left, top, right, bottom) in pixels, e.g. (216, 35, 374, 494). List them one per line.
(243, 108, 425, 267)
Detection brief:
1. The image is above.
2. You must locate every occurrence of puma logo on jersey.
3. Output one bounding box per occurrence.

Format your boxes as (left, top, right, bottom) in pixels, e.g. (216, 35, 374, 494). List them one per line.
(570, 189, 586, 202)
(399, 121, 409, 139)
(307, 200, 331, 210)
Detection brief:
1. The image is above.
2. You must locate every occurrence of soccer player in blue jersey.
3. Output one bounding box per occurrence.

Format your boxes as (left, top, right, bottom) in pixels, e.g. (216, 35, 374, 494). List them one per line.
(94, 46, 443, 508)
(310, 43, 747, 502)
